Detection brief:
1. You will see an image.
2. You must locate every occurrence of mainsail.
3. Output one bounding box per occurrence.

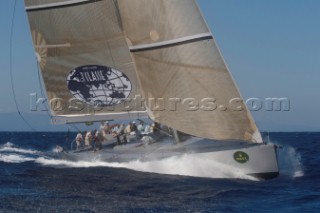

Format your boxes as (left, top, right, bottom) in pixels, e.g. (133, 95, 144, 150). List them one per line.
(117, 0, 263, 142)
(24, 0, 147, 124)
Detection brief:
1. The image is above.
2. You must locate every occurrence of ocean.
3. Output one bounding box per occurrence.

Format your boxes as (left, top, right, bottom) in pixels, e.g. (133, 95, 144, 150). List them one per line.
(0, 132, 319, 213)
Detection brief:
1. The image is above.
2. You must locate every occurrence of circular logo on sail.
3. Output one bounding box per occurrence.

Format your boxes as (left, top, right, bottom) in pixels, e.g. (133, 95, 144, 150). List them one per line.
(233, 151, 249, 164)
(67, 65, 132, 106)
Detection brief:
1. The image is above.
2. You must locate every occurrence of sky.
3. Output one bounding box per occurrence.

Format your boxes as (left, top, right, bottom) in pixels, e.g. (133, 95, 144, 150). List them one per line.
(0, 0, 319, 132)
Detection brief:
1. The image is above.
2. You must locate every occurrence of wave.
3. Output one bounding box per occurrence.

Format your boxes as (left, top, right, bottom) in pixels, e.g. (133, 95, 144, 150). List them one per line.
(1, 142, 15, 148)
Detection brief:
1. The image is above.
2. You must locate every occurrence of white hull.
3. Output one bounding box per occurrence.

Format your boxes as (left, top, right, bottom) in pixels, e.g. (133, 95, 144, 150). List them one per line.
(62, 136, 279, 180)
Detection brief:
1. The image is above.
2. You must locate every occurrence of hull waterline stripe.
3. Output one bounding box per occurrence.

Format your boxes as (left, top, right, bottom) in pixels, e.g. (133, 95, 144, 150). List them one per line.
(25, 0, 102, 12)
(129, 33, 213, 52)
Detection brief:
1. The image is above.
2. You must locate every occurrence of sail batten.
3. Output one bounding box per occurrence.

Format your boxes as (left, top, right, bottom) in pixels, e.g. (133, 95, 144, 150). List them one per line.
(25, 0, 103, 12)
(52, 111, 148, 124)
(35, 43, 71, 48)
(130, 33, 213, 52)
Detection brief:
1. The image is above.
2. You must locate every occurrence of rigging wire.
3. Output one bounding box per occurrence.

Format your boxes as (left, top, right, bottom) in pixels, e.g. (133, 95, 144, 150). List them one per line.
(36, 60, 52, 119)
(9, 0, 37, 132)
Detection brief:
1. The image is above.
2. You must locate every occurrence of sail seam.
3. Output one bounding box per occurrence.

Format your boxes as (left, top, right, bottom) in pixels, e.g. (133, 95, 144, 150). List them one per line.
(129, 33, 213, 52)
(25, 0, 103, 12)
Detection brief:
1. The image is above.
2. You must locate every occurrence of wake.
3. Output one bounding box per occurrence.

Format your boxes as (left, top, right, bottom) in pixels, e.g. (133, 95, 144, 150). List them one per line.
(0, 142, 41, 163)
(0, 142, 39, 155)
(0, 154, 35, 163)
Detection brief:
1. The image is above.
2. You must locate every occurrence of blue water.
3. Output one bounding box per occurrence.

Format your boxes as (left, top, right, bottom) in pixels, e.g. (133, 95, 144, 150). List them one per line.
(0, 132, 319, 213)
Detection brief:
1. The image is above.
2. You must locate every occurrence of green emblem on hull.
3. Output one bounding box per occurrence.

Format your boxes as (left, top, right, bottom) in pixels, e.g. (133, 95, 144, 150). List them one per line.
(233, 151, 249, 164)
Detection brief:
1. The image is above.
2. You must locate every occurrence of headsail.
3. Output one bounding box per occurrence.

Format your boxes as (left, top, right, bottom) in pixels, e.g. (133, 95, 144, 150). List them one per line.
(24, 0, 147, 124)
(117, 0, 263, 143)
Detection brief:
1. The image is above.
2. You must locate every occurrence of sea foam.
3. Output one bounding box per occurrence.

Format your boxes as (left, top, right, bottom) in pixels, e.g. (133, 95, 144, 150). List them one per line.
(276, 143, 304, 178)
(0, 154, 35, 163)
(35, 154, 257, 180)
(0, 142, 40, 155)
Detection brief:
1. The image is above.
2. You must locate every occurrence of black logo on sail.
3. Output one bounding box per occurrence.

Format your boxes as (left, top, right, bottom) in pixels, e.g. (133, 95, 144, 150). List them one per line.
(67, 65, 132, 106)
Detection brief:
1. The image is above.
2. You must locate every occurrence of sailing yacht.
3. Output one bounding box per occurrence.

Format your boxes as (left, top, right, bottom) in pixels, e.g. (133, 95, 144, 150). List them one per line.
(24, 0, 279, 179)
